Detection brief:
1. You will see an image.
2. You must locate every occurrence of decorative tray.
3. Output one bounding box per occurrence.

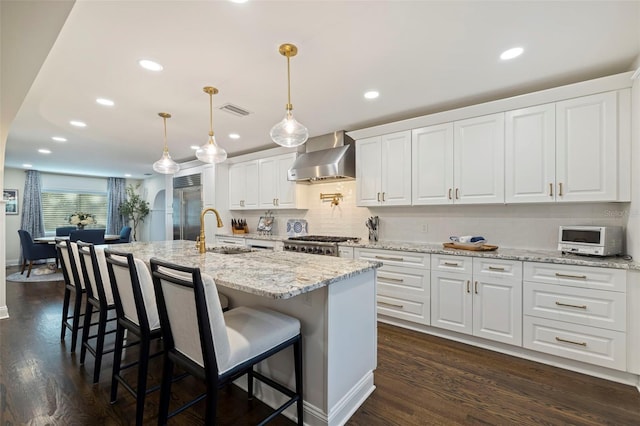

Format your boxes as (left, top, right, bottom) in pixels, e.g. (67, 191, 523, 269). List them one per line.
(443, 242, 498, 251)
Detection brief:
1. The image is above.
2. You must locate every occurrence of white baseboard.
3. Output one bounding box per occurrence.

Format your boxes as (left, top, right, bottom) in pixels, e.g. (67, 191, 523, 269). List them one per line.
(0, 305, 9, 320)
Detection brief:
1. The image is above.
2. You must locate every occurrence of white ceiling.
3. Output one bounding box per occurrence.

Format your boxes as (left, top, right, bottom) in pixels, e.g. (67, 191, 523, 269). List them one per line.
(4, 0, 640, 179)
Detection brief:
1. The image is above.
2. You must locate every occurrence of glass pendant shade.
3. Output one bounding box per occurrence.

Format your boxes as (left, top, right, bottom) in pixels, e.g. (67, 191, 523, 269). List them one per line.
(197, 86, 227, 164)
(153, 149, 180, 174)
(271, 43, 308, 148)
(196, 134, 227, 163)
(270, 110, 308, 147)
(153, 112, 180, 174)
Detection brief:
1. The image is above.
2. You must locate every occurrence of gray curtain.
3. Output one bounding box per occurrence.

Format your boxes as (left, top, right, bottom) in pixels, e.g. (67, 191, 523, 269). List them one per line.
(20, 170, 45, 238)
(106, 177, 127, 235)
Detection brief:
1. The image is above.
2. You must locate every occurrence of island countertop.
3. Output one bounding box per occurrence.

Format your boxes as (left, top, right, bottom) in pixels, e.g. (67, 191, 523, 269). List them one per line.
(106, 240, 381, 299)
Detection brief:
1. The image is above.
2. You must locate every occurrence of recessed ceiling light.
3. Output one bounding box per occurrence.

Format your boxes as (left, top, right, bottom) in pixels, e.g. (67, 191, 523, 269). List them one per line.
(70, 120, 87, 127)
(364, 91, 379, 100)
(138, 59, 163, 71)
(229, 0, 249, 3)
(96, 98, 115, 106)
(229, 133, 240, 139)
(52, 136, 67, 142)
(500, 47, 524, 60)
(191, 145, 200, 150)
(23, 164, 33, 168)
(124, 173, 132, 177)
(38, 149, 51, 154)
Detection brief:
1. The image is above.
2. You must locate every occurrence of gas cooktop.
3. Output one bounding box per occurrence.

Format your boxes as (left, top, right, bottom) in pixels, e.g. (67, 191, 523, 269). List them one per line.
(288, 235, 359, 243)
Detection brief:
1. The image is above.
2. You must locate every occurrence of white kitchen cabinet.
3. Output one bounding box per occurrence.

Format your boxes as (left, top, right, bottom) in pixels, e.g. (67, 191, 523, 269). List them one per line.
(228, 160, 259, 210)
(356, 131, 412, 206)
(522, 262, 627, 371)
(506, 91, 622, 203)
(214, 235, 246, 246)
(258, 153, 298, 209)
(337, 246, 354, 258)
(505, 104, 556, 203)
(431, 254, 522, 346)
(412, 123, 454, 205)
(555, 92, 617, 202)
(412, 113, 504, 205)
(355, 248, 430, 325)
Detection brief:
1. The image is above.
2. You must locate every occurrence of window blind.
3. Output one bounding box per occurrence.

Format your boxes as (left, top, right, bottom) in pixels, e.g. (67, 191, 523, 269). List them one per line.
(41, 191, 108, 232)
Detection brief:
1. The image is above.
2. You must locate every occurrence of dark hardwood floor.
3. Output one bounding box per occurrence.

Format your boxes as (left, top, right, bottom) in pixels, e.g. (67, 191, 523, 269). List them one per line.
(2, 265, 640, 425)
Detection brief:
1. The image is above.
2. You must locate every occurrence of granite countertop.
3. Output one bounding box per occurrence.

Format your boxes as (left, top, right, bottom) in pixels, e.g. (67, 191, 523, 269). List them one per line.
(106, 240, 381, 299)
(341, 240, 639, 270)
(217, 233, 640, 270)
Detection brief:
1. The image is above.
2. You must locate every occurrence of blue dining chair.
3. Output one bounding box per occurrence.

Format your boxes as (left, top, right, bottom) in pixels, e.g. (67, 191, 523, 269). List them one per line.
(17, 229, 57, 278)
(56, 226, 78, 237)
(69, 229, 106, 245)
(112, 226, 131, 244)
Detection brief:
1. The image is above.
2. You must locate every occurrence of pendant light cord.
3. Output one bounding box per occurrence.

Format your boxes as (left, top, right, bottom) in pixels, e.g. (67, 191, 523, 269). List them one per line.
(209, 92, 214, 137)
(162, 116, 169, 152)
(287, 54, 292, 110)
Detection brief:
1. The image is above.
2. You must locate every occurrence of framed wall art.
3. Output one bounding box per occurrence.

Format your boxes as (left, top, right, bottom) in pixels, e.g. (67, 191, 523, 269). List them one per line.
(3, 189, 18, 215)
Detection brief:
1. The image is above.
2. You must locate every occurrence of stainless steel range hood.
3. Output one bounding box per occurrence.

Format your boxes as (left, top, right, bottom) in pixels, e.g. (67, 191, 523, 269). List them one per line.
(287, 131, 355, 182)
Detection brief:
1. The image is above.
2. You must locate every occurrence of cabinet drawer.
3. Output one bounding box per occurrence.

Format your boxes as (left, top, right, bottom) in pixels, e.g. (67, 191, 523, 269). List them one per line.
(524, 262, 626, 292)
(215, 236, 245, 246)
(338, 246, 354, 258)
(473, 258, 522, 280)
(523, 316, 626, 371)
(377, 265, 429, 298)
(356, 248, 429, 268)
(377, 294, 429, 325)
(524, 282, 625, 331)
(431, 254, 472, 274)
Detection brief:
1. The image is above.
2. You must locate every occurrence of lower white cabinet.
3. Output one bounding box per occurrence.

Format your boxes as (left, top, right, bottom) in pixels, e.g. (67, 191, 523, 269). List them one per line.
(337, 246, 354, 258)
(431, 255, 522, 346)
(214, 235, 246, 246)
(522, 262, 627, 371)
(355, 248, 430, 325)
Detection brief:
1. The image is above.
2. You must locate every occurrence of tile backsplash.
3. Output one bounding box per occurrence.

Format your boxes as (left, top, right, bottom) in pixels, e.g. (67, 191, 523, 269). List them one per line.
(231, 180, 630, 251)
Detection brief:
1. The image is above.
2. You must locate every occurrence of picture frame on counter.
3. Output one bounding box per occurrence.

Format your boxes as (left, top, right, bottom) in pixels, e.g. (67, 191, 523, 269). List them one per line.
(3, 189, 18, 215)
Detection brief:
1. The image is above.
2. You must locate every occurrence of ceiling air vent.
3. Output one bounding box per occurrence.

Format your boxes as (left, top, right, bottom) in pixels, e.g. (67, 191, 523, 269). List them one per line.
(219, 103, 251, 117)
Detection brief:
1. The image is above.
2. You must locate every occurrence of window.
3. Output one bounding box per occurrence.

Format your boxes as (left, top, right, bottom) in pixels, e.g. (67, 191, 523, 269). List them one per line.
(41, 191, 108, 232)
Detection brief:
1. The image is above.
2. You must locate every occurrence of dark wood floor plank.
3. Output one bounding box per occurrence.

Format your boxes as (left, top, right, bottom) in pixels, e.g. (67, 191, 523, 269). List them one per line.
(2, 266, 640, 425)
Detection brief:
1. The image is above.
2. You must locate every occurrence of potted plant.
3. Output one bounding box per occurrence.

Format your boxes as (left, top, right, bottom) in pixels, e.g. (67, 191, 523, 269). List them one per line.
(119, 184, 150, 241)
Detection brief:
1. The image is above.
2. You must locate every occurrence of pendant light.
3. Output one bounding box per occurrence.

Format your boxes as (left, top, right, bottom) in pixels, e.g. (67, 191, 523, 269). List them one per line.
(152, 112, 180, 174)
(270, 43, 309, 148)
(196, 86, 227, 163)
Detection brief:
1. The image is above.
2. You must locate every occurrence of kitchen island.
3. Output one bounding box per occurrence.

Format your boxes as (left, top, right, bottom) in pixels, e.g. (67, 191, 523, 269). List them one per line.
(107, 240, 381, 426)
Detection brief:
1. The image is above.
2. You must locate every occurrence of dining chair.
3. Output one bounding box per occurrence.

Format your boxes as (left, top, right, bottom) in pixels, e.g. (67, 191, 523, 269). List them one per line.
(56, 226, 78, 237)
(77, 241, 117, 383)
(104, 248, 164, 426)
(69, 228, 106, 245)
(17, 229, 57, 278)
(57, 238, 87, 352)
(150, 258, 303, 425)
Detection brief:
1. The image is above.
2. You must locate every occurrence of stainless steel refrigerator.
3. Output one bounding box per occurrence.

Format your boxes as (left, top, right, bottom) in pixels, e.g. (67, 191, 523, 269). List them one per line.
(173, 174, 202, 241)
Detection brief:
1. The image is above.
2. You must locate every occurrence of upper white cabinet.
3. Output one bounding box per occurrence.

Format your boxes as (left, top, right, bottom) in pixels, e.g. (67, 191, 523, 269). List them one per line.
(412, 113, 504, 205)
(356, 130, 412, 206)
(506, 92, 623, 203)
(555, 92, 618, 202)
(258, 153, 297, 209)
(505, 104, 556, 203)
(229, 160, 259, 210)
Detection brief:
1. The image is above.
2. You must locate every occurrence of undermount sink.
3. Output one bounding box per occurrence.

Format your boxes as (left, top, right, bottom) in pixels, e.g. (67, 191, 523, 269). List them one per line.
(206, 246, 253, 255)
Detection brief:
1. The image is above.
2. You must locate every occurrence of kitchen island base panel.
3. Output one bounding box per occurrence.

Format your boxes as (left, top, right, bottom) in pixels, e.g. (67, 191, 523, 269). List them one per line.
(223, 270, 377, 426)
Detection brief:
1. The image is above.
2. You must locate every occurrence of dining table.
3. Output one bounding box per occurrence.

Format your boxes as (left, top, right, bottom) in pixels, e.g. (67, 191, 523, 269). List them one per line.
(34, 234, 121, 243)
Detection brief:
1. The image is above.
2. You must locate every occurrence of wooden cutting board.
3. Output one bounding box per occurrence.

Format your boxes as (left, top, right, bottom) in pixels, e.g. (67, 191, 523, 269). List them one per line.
(442, 242, 499, 251)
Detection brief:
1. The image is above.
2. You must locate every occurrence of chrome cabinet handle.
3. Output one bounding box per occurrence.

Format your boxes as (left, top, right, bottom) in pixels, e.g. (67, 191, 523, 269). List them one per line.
(444, 261, 459, 267)
(466, 280, 470, 293)
(375, 255, 404, 261)
(382, 192, 386, 202)
(474, 281, 478, 294)
(488, 266, 505, 271)
(549, 183, 553, 197)
(555, 336, 586, 347)
(378, 276, 404, 283)
(455, 188, 460, 199)
(448, 188, 452, 200)
(378, 301, 404, 308)
(558, 182, 563, 197)
(555, 301, 587, 309)
(377, 192, 381, 202)
(555, 272, 587, 280)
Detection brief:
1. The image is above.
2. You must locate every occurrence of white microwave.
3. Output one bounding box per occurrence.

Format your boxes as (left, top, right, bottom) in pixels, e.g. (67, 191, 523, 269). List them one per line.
(558, 225, 623, 257)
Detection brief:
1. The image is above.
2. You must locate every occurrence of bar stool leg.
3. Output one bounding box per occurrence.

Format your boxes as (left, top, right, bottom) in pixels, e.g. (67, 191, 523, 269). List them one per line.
(70, 291, 84, 353)
(80, 302, 94, 364)
(110, 324, 125, 404)
(92, 307, 108, 383)
(60, 287, 71, 340)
